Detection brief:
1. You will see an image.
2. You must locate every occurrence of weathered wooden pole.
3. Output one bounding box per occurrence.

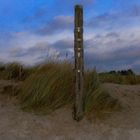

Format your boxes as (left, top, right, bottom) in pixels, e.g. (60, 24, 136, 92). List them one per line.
(73, 5, 84, 121)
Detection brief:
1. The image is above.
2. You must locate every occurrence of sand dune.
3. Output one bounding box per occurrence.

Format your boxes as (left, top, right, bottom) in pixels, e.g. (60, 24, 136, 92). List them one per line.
(0, 80, 140, 140)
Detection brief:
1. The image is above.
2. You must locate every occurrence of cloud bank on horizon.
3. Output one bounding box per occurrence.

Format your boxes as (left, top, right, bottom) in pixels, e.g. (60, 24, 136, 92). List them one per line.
(0, 0, 140, 73)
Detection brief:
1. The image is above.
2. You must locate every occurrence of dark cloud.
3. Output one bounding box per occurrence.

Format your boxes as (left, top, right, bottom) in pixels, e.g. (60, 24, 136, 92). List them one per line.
(52, 39, 73, 50)
(37, 16, 73, 35)
(105, 32, 119, 38)
(84, 43, 140, 73)
(9, 41, 63, 64)
(10, 42, 50, 58)
(83, 30, 140, 73)
(50, 39, 74, 58)
(97, 46, 139, 63)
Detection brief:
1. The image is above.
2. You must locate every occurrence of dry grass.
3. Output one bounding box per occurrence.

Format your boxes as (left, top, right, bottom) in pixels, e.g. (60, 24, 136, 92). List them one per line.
(20, 62, 74, 113)
(84, 70, 121, 119)
(0, 63, 35, 81)
(18, 62, 121, 118)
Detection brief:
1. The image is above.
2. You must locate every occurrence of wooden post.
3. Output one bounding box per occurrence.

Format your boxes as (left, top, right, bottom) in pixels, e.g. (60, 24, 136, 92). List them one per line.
(73, 5, 84, 121)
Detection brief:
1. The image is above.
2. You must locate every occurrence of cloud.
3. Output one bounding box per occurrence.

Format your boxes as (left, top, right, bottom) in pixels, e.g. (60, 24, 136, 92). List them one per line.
(52, 39, 73, 50)
(7, 37, 75, 64)
(37, 16, 73, 35)
(7, 42, 60, 65)
(84, 28, 140, 73)
(87, 5, 140, 31)
(0, 25, 139, 73)
(33, 4, 140, 38)
(105, 32, 119, 38)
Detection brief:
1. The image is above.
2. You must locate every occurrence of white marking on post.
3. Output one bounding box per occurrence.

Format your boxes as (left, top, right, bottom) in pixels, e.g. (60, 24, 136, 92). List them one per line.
(77, 38, 81, 41)
(78, 70, 80, 73)
(78, 52, 80, 57)
(77, 27, 80, 32)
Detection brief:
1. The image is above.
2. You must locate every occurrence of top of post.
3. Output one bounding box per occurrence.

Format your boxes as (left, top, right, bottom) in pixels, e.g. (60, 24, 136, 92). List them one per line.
(75, 5, 83, 10)
(74, 4, 83, 27)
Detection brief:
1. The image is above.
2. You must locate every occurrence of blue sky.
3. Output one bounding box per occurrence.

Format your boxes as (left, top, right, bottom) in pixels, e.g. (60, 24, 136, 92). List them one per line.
(0, 0, 140, 73)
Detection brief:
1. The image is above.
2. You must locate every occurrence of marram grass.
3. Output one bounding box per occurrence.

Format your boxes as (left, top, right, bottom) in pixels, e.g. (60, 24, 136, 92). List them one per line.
(19, 62, 121, 116)
(84, 70, 120, 118)
(20, 62, 74, 113)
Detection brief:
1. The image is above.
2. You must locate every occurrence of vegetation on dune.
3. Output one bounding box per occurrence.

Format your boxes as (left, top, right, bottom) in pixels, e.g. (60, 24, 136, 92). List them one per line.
(6, 63, 24, 81)
(20, 62, 74, 113)
(108, 69, 135, 75)
(99, 69, 140, 85)
(2, 62, 139, 118)
(0, 63, 139, 85)
(19, 62, 121, 117)
(0, 63, 5, 71)
(0, 63, 7, 80)
(0, 62, 35, 81)
(84, 70, 120, 118)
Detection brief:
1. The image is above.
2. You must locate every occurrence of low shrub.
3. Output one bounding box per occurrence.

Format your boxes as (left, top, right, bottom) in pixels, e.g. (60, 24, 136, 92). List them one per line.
(99, 73, 140, 85)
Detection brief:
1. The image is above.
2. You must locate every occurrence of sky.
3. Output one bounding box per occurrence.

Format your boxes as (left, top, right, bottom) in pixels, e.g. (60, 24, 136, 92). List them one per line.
(0, 0, 140, 73)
